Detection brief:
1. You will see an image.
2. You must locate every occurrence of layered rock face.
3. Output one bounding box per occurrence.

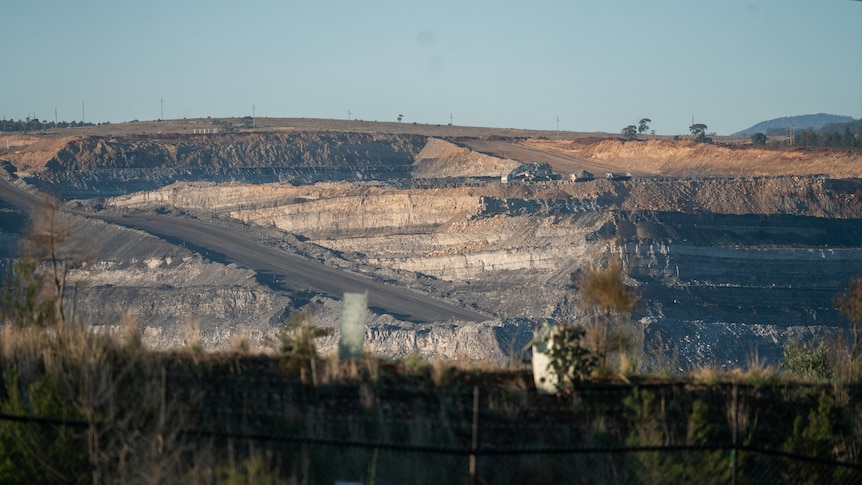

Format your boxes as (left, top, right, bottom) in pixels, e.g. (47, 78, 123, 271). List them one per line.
(106, 175, 862, 368)
(5, 129, 862, 368)
(615, 214, 862, 367)
(22, 132, 427, 198)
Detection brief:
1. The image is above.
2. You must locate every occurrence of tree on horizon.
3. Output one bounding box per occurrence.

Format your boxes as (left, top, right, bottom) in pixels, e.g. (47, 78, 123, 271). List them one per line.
(638, 118, 651, 135)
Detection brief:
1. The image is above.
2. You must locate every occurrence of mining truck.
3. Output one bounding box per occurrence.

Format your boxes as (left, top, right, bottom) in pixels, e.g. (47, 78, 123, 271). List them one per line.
(502, 163, 561, 183)
(605, 172, 632, 181)
(570, 169, 595, 182)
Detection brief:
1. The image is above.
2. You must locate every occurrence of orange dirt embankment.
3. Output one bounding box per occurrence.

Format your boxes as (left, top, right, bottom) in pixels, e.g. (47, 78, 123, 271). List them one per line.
(523, 138, 862, 178)
(414, 138, 521, 178)
(0, 136, 78, 172)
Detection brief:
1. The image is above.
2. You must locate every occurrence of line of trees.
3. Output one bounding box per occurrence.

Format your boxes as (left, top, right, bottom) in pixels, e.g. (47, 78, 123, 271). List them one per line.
(0, 118, 97, 133)
(793, 127, 860, 148)
(621, 118, 651, 140)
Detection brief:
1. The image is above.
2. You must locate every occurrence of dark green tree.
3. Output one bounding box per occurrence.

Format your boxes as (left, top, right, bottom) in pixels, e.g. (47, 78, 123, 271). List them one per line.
(545, 323, 599, 388)
(689, 123, 711, 143)
(751, 132, 767, 145)
(622, 125, 638, 140)
(841, 127, 856, 148)
(638, 118, 651, 134)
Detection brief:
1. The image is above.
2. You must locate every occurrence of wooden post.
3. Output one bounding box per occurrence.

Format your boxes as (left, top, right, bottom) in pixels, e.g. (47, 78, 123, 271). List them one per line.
(469, 386, 480, 485)
(732, 383, 738, 485)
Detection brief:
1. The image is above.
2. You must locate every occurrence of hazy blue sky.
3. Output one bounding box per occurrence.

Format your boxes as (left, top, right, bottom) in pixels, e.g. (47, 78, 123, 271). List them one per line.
(2, 1, 860, 135)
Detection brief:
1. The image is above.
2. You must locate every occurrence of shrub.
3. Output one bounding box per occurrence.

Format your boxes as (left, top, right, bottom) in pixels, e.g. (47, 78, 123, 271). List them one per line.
(1, 257, 55, 327)
(782, 337, 831, 381)
(544, 323, 599, 389)
(834, 276, 862, 361)
(751, 132, 767, 145)
(574, 260, 640, 371)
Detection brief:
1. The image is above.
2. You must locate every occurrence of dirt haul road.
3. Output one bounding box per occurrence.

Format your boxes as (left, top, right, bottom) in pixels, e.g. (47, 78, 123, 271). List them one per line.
(456, 138, 653, 177)
(0, 178, 489, 324)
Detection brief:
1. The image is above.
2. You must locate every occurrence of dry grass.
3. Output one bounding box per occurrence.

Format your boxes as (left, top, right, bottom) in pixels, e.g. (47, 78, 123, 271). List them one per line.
(23, 116, 597, 140)
(691, 361, 782, 387)
(0, 319, 202, 483)
(3, 317, 861, 483)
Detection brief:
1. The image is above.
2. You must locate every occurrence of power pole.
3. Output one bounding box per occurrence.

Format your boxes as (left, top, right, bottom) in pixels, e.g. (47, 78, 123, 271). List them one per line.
(160, 98, 164, 121)
(789, 118, 793, 146)
(252, 104, 256, 129)
(556, 115, 560, 140)
(348, 109, 351, 131)
(449, 113, 454, 126)
(82, 101, 85, 124)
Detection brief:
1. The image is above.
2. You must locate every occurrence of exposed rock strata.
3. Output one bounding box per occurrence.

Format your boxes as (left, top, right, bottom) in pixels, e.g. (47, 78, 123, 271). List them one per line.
(16, 132, 428, 198)
(4, 130, 862, 369)
(105, 176, 862, 368)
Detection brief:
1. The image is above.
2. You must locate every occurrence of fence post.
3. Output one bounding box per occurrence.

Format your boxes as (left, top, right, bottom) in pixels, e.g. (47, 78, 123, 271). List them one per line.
(732, 383, 738, 485)
(470, 385, 480, 485)
(158, 365, 167, 456)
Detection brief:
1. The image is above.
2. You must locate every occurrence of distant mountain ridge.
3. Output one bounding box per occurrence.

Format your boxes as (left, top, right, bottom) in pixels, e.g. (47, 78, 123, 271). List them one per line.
(734, 113, 855, 136)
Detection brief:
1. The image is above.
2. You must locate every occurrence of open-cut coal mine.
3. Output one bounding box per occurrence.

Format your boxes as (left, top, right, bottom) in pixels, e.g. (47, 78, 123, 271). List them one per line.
(2, 119, 861, 369)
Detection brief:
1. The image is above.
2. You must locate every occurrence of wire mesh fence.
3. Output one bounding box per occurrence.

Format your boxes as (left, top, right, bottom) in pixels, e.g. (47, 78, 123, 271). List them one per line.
(1, 358, 861, 484)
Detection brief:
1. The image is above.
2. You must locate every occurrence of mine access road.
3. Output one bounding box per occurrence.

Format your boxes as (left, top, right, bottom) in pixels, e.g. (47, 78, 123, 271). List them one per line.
(456, 138, 653, 177)
(0, 178, 489, 324)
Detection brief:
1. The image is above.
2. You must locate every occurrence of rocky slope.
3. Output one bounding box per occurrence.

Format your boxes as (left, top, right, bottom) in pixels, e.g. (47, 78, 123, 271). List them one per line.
(0, 202, 519, 363)
(9, 132, 427, 198)
(0, 207, 288, 350)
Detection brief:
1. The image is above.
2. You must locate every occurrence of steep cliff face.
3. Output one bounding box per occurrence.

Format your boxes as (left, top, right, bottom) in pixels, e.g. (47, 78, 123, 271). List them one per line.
(46, 132, 427, 171)
(16, 132, 428, 198)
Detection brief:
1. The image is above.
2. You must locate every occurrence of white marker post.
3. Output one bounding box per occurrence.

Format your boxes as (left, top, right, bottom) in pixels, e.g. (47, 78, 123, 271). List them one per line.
(339, 292, 368, 360)
(531, 325, 559, 394)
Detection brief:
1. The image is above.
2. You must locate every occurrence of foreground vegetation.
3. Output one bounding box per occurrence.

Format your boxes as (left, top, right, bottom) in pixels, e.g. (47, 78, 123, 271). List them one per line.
(1, 318, 861, 484)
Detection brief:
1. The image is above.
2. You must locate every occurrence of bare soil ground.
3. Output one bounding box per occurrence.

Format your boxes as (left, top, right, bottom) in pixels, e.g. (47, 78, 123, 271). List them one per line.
(464, 137, 862, 178)
(2, 117, 601, 140)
